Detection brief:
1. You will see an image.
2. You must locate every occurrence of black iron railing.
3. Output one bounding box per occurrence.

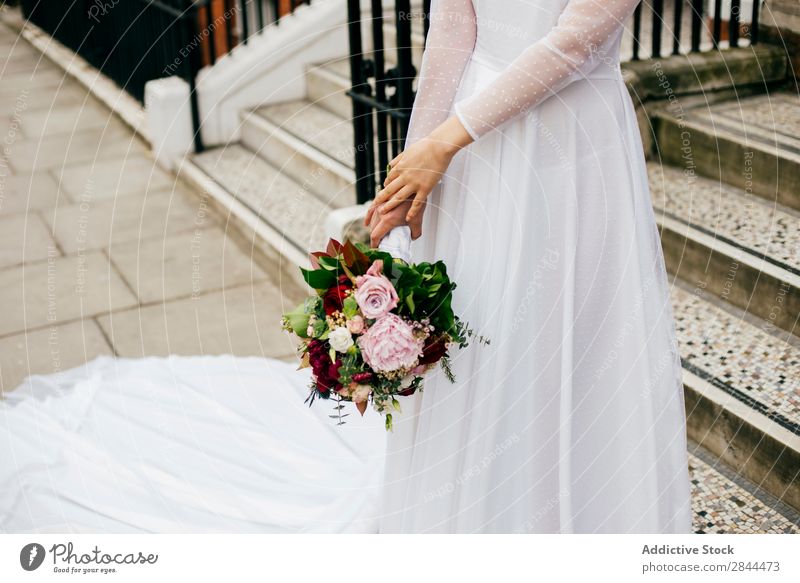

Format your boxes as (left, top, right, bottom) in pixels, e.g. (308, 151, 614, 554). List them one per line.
(630, 0, 762, 59)
(347, 0, 762, 204)
(21, 0, 309, 153)
(346, 0, 419, 204)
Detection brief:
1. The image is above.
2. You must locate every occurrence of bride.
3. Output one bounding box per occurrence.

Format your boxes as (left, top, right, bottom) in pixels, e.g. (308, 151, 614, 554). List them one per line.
(0, 0, 692, 534)
(368, 0, 691, 533)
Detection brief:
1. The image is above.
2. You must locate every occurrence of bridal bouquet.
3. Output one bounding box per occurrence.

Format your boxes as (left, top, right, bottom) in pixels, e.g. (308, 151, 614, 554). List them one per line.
(281, 237, 486, 430)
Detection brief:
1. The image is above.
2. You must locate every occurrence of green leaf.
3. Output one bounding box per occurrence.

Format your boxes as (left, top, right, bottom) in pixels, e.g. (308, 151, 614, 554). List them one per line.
(385, 413, 393, 432)
(318, 255, 342, 271)
(313, 317, 327, 338)
(405, 294, 416, 314)
(300, 267, 337, 290)
(343, 295, 358, 318)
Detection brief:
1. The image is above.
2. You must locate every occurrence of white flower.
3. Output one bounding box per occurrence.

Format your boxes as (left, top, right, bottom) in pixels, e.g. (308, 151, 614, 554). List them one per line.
(328, 326, 354, 353)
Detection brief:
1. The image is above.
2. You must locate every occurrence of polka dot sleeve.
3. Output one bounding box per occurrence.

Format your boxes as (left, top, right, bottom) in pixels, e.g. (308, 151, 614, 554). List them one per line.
(453, 0, 641, 140)
(404, 0, 477, 147)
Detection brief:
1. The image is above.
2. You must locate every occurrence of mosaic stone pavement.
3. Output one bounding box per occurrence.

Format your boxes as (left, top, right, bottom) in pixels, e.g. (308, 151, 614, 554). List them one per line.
(649, 163, 800, 269)
(688, 443, 799, 534)
(706, 92, 800, 145)
(670, 285, 800, 430)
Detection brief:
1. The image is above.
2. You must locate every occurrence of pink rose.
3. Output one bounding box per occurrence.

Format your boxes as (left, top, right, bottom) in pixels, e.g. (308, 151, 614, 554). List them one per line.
(354, 259, 398, 319)
(357, 313, 423, 373)
(347, 315, 365, 334)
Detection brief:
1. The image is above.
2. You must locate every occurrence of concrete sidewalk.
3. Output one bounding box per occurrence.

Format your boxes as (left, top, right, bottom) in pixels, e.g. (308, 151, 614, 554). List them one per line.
(0, 22, 301, 394)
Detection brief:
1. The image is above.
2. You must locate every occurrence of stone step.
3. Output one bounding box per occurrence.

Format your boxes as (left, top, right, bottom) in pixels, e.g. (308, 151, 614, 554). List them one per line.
(184, 144, 332, 282)
(672, 282, 800, 511)
(653, 92, 800, 212)
(688, 439, 799, 533)
(650, 162, 799, 335)
(305, 58, 353, 120)
(240, 99, 356, 208)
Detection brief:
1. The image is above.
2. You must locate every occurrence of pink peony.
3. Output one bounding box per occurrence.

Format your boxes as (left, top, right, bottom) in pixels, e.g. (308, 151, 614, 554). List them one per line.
(354, 259, 398, 319)
(357, 313, 424, 373)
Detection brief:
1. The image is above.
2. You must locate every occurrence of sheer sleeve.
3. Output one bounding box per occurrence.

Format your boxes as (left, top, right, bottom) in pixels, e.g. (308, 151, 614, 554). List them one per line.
(378, 0, 475, 260)
(404, 0, 477, 146)
(453, 0, 640, 140)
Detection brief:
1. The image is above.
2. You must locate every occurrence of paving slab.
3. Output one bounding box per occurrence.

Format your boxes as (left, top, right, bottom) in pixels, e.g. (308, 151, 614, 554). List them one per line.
(18, 101, 125, 139)
(108, 226, 270, 304)
(0, 66, 66, 92)
(0, 81, 87, 110)
(56, 154, 175, 201)
(97, 282, 300, 359)
(0, 319, 113, 394)
(42, 186, 211, 254)
(0, 211, 59, 269)
(6, 128, 147, 173)
(0, 171, 65, 216)
(0, 250, 138, 337)
(0, 50, 57, 75)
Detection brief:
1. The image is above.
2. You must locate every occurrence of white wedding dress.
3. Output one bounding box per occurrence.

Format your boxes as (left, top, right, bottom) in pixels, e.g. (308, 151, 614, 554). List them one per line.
(0, 0, 692, 534)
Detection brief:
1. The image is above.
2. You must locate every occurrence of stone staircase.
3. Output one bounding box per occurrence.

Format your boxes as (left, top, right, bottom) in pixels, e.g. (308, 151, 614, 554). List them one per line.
(179, 40, 800, 531)
(182, 57, 357, 278)
(649, 91, 800, 516)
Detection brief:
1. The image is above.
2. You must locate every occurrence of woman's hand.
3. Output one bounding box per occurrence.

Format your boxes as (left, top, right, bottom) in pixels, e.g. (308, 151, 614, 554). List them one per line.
(364, 116, 473, 231)
(368, 199, 424, 248)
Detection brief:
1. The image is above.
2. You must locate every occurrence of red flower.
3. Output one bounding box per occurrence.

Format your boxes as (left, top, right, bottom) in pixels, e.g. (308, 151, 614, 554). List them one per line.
(397, 385, 417, 397)
(352, 371, 374, 384)
(323, 274, 352, 316)
(307, 339, 342, 394)
(419, 336, 448, 365)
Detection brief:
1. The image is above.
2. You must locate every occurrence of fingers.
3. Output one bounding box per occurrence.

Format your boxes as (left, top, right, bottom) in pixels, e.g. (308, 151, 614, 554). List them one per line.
(384, 165, 400, 187)
(364, 200, 380, 226)
(369, 217, 393, 248)
(373, 178, 403, 209)
(380, 184, 417, 214)
(405, 192, 428, 222)
(365, 183, 397, 226)
(384, 153, 404, 186)
(409, 217, 422, 240)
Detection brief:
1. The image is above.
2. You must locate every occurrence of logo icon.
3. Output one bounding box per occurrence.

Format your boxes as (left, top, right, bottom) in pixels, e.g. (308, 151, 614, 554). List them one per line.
(20, 543, 46, 571)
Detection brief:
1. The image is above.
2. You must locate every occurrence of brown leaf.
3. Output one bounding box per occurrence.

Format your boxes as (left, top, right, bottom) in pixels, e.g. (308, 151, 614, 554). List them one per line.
(326, 238, 344, 257)
(356, 400, 367, 416)
(309, 251, 327, 269)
